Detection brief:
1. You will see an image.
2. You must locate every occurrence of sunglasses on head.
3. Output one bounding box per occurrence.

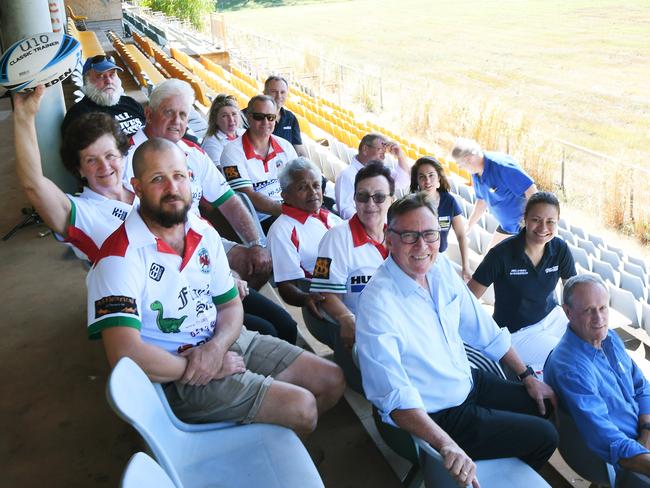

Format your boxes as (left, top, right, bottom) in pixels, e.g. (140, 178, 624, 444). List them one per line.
(355, 192, 389, 204)
(250, 112, 277, 122)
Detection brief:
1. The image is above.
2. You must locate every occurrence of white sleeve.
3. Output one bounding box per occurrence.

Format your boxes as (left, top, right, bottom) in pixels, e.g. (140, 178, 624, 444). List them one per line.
(335, 169, 356, 220)
(310, 226, 349, 294)
(267, 219, 305, 283)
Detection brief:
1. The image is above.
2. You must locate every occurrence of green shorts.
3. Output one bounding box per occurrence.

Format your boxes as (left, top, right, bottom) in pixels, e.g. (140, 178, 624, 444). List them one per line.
(164, 328, 303, 424)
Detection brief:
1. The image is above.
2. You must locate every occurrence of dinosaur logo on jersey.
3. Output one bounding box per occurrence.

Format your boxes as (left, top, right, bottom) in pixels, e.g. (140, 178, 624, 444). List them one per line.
(313, 257, 332, 280)
(197, 248, 210, 273)
(150, 301, 187, 333)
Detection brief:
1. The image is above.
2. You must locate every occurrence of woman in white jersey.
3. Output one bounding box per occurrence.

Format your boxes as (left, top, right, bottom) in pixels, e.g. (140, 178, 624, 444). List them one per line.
(14, 86, 134, 263)
(309, 162, 395, 392)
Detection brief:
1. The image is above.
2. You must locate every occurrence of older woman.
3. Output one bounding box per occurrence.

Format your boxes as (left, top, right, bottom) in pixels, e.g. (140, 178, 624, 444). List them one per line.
(267, 157, 342, 316)
(468, 191, 576, 379)
(410, 156, 471, 281)
(201, 94, 245, 169)
(310, 161, 395, 392)
(14, 86, 134, 263)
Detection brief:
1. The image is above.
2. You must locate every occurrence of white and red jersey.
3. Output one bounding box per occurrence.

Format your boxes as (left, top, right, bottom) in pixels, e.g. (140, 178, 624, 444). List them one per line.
(123, 129, 235, 214)
(310, 214, 388, 314)
(220, 132, 297, 222)
(87, 209, 238, 354)
(57, 186, 135, 263)
(267, 204, 342, 283)
(201, 128, 245, 168)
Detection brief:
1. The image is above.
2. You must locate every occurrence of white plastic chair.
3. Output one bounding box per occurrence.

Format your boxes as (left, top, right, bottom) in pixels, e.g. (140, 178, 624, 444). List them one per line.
(121, 452, 175, 488)
(587, 232, 605, 249)
(107, 357, 324, 488)
(606, 243, 626, 260)
(608, 283, 641, 328)
(620, 270, 647, 302)
(412, 437, 551, 488)
(624, 261, 647, 286)
(557, 227, 576, 246)
(484, 212, 499, 234)
(457, 184, 475, 204)
(592, 258, 619, 286)
(569, 224, 586, 240)
(576, 237, 600, 259)
(628, 255, 649, 275)
(568, 244, 591, 271)
(600, 248, 622, 270)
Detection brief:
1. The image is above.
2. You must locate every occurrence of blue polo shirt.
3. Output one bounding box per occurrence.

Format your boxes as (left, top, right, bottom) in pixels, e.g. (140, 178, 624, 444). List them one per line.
(273, 107, 302, 145)
(472, 151, 534, 233)
(472, 230, 576, 333)
(437, 191, 462, 253)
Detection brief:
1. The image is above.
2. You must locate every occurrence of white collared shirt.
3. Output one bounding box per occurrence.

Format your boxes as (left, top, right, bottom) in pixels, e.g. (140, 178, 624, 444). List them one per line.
(86, 209, 237, 354)
(356, 253, 511, 425)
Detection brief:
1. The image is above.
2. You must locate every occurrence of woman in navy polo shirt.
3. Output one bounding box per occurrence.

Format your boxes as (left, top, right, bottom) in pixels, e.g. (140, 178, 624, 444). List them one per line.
(468, 192, 576, 379)
(410, 156, 471, 281)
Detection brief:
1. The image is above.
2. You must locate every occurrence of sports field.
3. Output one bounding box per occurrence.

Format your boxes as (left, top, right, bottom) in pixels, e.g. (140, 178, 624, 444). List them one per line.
(224, 0, 650, 164)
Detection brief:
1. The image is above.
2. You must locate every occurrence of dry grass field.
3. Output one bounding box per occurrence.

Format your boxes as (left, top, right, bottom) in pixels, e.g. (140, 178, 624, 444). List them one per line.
(224, 0, 650, 247)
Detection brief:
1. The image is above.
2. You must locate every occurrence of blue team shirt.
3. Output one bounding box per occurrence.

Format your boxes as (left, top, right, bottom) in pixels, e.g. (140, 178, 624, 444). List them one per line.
(545, 328, 650, 467)
(273, 108, 302, 146)
(472, 151, 534, 234)
(437, 191, 462, 253)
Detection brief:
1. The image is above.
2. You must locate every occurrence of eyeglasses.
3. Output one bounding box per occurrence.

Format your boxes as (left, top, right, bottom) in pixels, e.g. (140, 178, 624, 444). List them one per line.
(389, 228, 440, 244)
(365, 141, 389, 150)
(250, 112, 277, 122)
(355, 191, 390, 204)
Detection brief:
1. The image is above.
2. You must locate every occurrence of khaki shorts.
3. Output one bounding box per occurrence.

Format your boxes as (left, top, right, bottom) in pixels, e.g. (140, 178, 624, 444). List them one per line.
(164, 328, 303, 424)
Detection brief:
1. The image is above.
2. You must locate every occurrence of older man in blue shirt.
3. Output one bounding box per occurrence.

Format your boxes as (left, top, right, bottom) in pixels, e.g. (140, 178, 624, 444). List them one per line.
(545, 275, 650, 477)
(356, 192, 558, 488)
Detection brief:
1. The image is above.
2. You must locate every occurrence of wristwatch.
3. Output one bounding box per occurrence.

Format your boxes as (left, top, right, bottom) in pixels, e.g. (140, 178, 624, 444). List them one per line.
(517, 365, 537, 381)
(639, 423, 650, 432)
(245, 239, 265, 248)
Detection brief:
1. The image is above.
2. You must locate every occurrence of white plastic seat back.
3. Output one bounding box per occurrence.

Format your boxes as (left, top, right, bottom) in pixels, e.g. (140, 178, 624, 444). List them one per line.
(413, 436, 550, 488)
(592, 258, 618, 286)
(609, 283, 641, 327)
(121, 452, 175, 488)
(620, 270, 647, 301)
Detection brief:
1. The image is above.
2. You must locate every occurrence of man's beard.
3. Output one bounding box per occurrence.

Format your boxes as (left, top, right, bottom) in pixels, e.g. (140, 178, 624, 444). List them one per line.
(83, 81, 123, 107)
(140, 194, 192, 228)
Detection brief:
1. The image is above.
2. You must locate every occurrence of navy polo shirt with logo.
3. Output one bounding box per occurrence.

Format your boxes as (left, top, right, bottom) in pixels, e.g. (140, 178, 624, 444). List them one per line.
(472, 230, 576, 333)
(273, 107, 302, 146)
(437, 191, 462, 253)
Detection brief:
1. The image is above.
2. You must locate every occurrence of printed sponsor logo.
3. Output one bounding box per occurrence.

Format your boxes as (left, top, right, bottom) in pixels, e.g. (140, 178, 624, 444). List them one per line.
(224, 166, 241, 181)
(95, 295, 138, 318)
(149, 263, 165, 281)
(313, 257, 332, 280)
(438, 216, 451, 231)
(112, 207, 128, 221)
(509, 268, 528, 276)
(350, 275, 372, 293)
(545, 265, 559, 273)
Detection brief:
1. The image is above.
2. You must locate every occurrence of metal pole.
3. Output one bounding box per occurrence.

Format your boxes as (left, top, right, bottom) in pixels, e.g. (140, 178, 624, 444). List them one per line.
(0, 0, 77, 193)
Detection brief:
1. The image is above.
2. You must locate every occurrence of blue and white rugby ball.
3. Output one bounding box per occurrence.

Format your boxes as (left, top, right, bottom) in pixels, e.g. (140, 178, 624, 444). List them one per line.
(0, 32, 81, 92)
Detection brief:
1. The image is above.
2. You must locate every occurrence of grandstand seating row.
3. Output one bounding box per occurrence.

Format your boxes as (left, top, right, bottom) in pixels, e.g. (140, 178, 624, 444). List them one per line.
(66, 17, 104, 60)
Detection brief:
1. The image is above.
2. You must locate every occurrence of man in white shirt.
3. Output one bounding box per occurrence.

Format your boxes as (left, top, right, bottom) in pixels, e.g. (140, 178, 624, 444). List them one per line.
(356, 192, 558, 487)
(88, 137, 344, 430)
(335, 133, 411, 219)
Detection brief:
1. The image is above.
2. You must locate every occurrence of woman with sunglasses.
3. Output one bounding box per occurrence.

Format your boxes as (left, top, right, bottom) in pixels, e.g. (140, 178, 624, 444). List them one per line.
(310, 161, 395, 392)
(221, 95, 297, 233)
(14, 86, 134, 263)
(410, 156, 471, 282)
(202, 94, 245, 169)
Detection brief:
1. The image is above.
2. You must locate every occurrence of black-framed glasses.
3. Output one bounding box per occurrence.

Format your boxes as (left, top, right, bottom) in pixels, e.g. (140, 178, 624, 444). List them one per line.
(250, 112, 277, 122)
(354, 191, 389, 204)
(389, 228, 440, 244)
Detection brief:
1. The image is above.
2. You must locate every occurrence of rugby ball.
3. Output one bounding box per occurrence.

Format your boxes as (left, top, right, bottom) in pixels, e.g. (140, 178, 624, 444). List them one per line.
(0, 32, 81, 92)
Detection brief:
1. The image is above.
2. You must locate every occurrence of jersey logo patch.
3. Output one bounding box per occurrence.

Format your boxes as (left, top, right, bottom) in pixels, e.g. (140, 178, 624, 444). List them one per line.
(95, 295, 138, 318)
(151, 300, 187, 333)
(224, 166, 241, 181)
(545, 265, 559, 273)
(313, 257, 332, 280)
(149, 263, 165, 281)
(197, 248, 210, 273)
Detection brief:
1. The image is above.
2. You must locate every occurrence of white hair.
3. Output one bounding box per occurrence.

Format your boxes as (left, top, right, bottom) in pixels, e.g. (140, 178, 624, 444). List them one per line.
(82, 74, 123, 106)
(278, 157, 322, 191)
(149, 78, 195, 112)
(451, 137, 483, 159)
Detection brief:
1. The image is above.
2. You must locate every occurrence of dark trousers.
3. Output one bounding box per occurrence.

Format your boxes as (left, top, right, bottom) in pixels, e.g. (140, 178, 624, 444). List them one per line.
(430, 369, 558, 470)
(243, 289, 298, 344)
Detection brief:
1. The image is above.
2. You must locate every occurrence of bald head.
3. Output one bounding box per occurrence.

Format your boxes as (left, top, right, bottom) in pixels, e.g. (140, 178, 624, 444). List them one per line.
(132, 138, 185, 179)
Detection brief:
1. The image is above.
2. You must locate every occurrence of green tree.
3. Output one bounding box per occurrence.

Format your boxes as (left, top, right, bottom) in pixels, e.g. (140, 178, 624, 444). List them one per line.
(141, 0, 214, 30)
